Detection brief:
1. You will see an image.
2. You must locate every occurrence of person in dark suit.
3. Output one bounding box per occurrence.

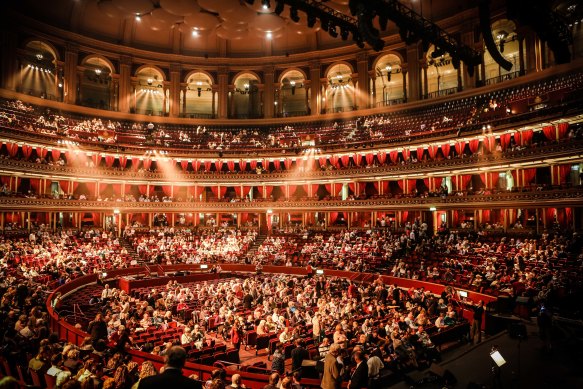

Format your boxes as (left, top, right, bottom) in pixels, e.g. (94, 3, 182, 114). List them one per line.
(138, 346, 202, 389)
(348, 351, 368, 389)
(290, 339, 310, 377)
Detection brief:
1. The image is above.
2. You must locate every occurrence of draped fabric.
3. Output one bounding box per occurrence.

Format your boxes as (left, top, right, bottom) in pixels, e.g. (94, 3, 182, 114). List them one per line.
(215, 160, 224, 172)
(491, 172, 500, 188)
(479, 173, 486, 188)
(557, 122, 569, 139)
(520, 129, 533, 146)
(239, 160, 247, 172)
(204, 161, 211, 171)
(92, 213, 101, 226)
(389, 151, 398, 164)
(210, 186, 218, 198)
(319, 157, 327, 169)
(142, 159, 152, 171)
(220, 187, 227, 198)
(192, 160, 201, 171)
(37, 147, 48, 159)
(482, 210, 491, 223)
(162, 186, 172, 197)
(180, 160, 189, 171)
(119, 156, 128, 169)
(85, 182, 97, 197)
(30, 178, 40, 193)
(227, 160, 235, 172)
(124, 184, 133, 195)
(265, 186, 273, 199)
(22, 145, 33, 159)
(402, 211, 409, 223)
(348, 182, 356, 195)
(469, 139, 480, 154)
(273, 160, 281, 171)
(513, 130, 521, 146)
(365, 153, 374, 166)
(288, 185, 297, 198)
(250, 160, 257, 171)
(359, 182, 366, 194)
(51, 149, 61, 161)
(242, 186, 251, 197)
(90, 153, 100, 167)
(329, 212, 339, 225)
(565, 207, 573, 227)
(542, 125, 556, 141)
(434, 177, 443, 189)
(328, 156, 338, 169)
(324, 184, 332, 196)
(523, 168, 537, 185)
(131, 157, 140, 171)
(441, 143, 451, 158)
(546, 208, 556, 227)
(284, 158, 293, 170)
(484, 136, 496, 153)
(381, 181, 389, 195)
(59, 181, 70, 194)
(499, 133, 512, 150)
(138, 185, 148, 196)
(407, 179, 417, 194)
(105, 156, 115, 168)
(423, 178, 430, 190)
(311, 184, 319, 197)
(402, 149, 410, 161)
(234, 186, 243, 198)
(416, 147, 424, 160)
(187, 185, 204, 200)
(353, 154, 362, 167)
(6, 142, 19, 157)
(376, 151, 386, 165)
(461, 175, 472, 190)
(455, 141, 466, 156)
(341, 155, 350, 167)
(428, 145, 438, 160)
(559, 164, 572, 184)
(112, 184, 122, 196)
(396, 179, 404, 192)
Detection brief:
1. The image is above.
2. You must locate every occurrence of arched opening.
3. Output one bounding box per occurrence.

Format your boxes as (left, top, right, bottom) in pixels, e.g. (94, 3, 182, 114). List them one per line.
(484, 19, 522, 84)
(277, 70, 307, 117)
(18, 40, 59, 100)
(424, 45, 460, 99)
(183, 72, 214, 118)
(230, 72, 261, 119)
(134, 67, 165, 116)
(373, 53, 405, 107)
(79, 56, 113, 110)
(324, 63, 354, 113)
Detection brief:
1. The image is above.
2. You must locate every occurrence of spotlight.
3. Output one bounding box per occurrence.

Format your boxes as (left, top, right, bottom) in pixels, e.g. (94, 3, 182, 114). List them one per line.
(192, 29, 200, 37)
(135, 14, 141, 21)
(36, 53, 43, 60)
(262, 0, 270, 10)
(266, 31, 272, 39)
(290, 7, 300, 22)
(95, 68, 102, 75)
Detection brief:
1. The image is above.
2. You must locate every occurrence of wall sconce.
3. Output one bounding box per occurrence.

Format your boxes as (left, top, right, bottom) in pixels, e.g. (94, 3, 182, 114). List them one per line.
(147, 78, 153, 86)
(385, 65, 392, 82)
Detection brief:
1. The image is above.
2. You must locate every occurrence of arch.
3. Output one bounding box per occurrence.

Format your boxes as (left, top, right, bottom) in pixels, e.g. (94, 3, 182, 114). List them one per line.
(183, 71, 214, 117)
(423, 44, 459, 98)
(372, 53, 405, 106)
(135, 65, 166, 81)
(232, 70, 261, 85)
(372, 51, 405, 70)
(324, 61, 354, 79)
(278, 69, 308, 117)
(81, 54, 116, 74)
(483, 19, 521, 82)
(278, 67, 307, 84)
(23, 39, 60, 62)
(184, 69, 215, 85)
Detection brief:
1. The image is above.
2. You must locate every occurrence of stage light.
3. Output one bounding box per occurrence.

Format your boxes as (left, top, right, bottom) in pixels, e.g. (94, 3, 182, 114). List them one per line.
(262, 0, 270, 10)
(135, 14, 141, 21)
(192, 29, 200, 37)
(266, 31, 273, 39)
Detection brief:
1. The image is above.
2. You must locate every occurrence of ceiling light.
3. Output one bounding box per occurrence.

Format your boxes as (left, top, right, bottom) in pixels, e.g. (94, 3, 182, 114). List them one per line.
(196, 81, 202, 86)
(36, 53, 43, 60)
(95, 68, 102, 75)
(266, 31, 272, 39)
(135, 14, 141, 21)
(192, 29, 199, 37)
(262, 0, 270, 10)
(290, 80, 296, 86)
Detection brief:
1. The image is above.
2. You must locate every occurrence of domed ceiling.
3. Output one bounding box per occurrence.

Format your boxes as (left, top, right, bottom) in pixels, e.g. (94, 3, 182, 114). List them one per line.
(11, 0, 478, 57)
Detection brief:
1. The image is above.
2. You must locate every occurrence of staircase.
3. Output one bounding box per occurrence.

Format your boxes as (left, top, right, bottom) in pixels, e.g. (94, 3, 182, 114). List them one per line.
(246, 233, 268, 255)
(120, 236, 143, 267)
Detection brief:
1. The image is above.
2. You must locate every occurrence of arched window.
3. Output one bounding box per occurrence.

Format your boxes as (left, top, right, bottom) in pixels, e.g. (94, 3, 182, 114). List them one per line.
(484, 20, 522, 84)
(230, 72, 261, 119)
(373, 54, 405, 107)
(79, 56, 114, 110)
(324, 63, 354, 113)
(19, 40, 58, 100)
(183, 72, 214, 118)
(278, 70, 307, 117)
(424, 45, 459, 99)
(134, 67, 166, 116)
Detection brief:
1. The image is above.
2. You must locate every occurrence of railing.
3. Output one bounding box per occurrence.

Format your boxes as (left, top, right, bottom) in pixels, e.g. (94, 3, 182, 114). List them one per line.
(375, 98, 406, 107)
(181, 112, 215, 119)
(484, 71, 521, 86)
(46, 265, 498, 389)
(424, 87, 458, 99)
(324, 106, 356, 114)
(277, 110, 309, 118)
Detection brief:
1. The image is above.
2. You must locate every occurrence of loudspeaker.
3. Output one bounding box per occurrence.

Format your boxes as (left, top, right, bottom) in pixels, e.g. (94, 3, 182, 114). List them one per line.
(508, 322, 527, 339)
(429, 363, 457, 385)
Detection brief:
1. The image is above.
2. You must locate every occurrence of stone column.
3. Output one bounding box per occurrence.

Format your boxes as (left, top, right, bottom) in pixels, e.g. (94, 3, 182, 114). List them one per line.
(0, 30, 17, 91)
(118, 55, 132, 113)
(169, 64, 181, 118)
(356, 52, 369, 109)
(309, 60, 321, 116)
(63, 43, 79, 105)
(217, 66, 229, 119)
(406, 43, 420, 101)
(401, 69, 408, 102)
(263, 65, 275, 118)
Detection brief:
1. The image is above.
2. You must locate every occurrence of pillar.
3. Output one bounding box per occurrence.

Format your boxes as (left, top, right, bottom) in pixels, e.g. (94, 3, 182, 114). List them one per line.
(169, 64, 181, 117)
(401, 69, 408, 101)
(356, 52, 369, 109)
(0, 30, 17, 91)
(263, 66, 275, 118)
(63, 43, 79, 105)
(217, 66, 229, 119)
(309, 60, 321, 116)
(406, 44, 421, 101)
(118, 55, 132, 113)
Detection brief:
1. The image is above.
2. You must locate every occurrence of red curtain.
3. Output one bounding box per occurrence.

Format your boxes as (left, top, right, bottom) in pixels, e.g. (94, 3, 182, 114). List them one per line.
(365, 153, 374, 166)
(37, 147, 47, 159)
(521, 129, 533, 146)
(242, 186, 251, 197)
(559, 164, 572, 184)
(311, 184, 319, 197)
(30, 178, 40, 193)
(104, 156, 115, 168)
(215, 160, 224, 172)
(542, 125, 556, 141)
(210, 186, 218, 198)
(434, 177, 443, 189)
(112, 184, 122, 196)
(239, 160, 247, 172)
(351, 154, 360, 166)
(161, 186, 172, 197)
(203, 161, 211, 171)
(491, 172, 500, 188)
(455, 141, 466, 155)
(348, 182, 356, 195)
(59, 181, 70, 194)
(92, 213, 101, 226)
(51, 149, 61, 161)
(557, 122, 569, 139)
(461, 175, 472, 190)
(469, 139, 480, 154)
(273, 160, 281, 171)
(396, 180, 403, 192)
(219, 187, 227, 198)
(288, 185, 297, 198)
(423, 178, 430, 189)
(22, 145, 33, 159)
(330, 156, 339, 168)
(484, 136, 496, 153)
(250, 160, 257, 171)
(416, 147, 424, 160)
(428, 145, 438, 160)
(523, 168, 536, 185)
(6, 143, 18, 157)
(318, 157, 327, 169)
(407, 179, 417, 193)
(329, 212, 338, 225)
(377, 151, 386, 165)
(402, 149, 410, 161)
(227, 161, 235, 172)
(324, 184, 332, 196)
(192, 160, 201, 171)
(131, 157, 140, 171)
(389, 151, 398, 164)
(138, 185, 148, 196)
(341, 155, 350, 167)
(499, 133, 512, 150)
(441, 144, 451, 158)
(265, 186, 273, 198)
(119, 156, 128, 169)
(234, 186, 242, 198)
(180, 160, 189, 171)
(143, 159, 152, 171)
(284, 158, 292, 170)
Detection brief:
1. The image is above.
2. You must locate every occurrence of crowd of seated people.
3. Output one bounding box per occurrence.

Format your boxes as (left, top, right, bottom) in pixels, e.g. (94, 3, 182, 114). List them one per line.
(0, 220, 581, 388)
(1, 69, 582, 154)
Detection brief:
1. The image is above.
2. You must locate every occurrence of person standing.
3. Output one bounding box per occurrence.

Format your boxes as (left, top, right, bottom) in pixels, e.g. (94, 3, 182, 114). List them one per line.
(470, 300, 484, 344)
(321, 344, 342, 389)
(138, 346, 202, 389)
(348, 351, 368, 389)
(291, 339, 310, 377)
